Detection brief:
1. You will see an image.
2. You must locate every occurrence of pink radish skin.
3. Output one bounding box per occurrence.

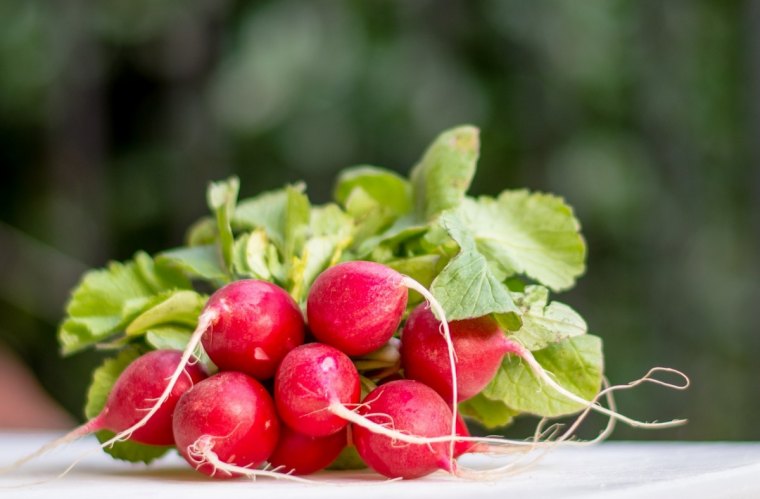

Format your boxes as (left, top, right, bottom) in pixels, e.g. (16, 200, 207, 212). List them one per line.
(401, 305, 516, 403)
(268, 426, 347, 475)
(307, 261, 408, 356)
(173, 371, 279, 479)
(274, 343, 360, 437)
(352, 380, 454, 479)
(202, 279, 305, 379)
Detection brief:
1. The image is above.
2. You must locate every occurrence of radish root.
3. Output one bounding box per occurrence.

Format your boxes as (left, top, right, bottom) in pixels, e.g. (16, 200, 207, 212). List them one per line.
(507, 340, 690, 429)
(186, 436, 315, 483)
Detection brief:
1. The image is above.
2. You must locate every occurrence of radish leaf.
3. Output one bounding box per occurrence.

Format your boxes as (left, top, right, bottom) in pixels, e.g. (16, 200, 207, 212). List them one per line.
(456, 191, 586, 291)
(157, 245, 228, 282)
(504, 285, 588, 351)
(430, 212, 518, 320)
(58, 252, 191, 355)
(459, 393, 519, 429)
(410, 125, 479, 221)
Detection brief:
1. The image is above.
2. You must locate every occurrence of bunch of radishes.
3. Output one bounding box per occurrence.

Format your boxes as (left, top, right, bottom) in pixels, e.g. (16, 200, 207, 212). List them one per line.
(5, 125, 689, 481)
(71, 261, 482, 479)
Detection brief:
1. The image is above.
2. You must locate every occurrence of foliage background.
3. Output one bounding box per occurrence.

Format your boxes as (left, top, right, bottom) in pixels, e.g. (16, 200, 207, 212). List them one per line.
(1, 0, 758, 440)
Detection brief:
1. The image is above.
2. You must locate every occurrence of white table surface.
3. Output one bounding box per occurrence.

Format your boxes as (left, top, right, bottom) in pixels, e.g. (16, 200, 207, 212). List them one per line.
(1, 432, 759, 499)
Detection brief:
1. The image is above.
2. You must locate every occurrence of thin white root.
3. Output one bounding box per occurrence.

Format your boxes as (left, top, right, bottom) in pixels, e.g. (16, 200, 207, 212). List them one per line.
(187, 437, 315, 483)
(400, 276, 458, 470)
(513, 342, 690, 429)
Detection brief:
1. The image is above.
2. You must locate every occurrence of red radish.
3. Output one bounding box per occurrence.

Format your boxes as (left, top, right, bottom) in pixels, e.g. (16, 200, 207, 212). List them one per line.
(274, 343, 361, 437)
(2, 349, 205, 471)
(268, 426, 347, 475)
(402, 305, 688, 429)
(201, 279, 305, 379)
(306, 261, 408, 356)
(402, 305, 514, 403)
(352, 380, 455, 479)
(96, 279, 304, 456)
(173, 371, 279, 478)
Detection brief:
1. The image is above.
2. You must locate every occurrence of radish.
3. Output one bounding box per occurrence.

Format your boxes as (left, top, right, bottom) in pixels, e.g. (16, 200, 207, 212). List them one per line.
(402, 305, 509, 403)
(401, 305, 688, 429)
(268, 426, 347, 475)
(274, 343, 361, 437)
(173, 371, 279, 478)
(92, 279, 304, 458)
(201, 279, 305, 379)
(306, 261, 409, 356)
(3, 349, 205, 471)
(351, 380, 455, 479)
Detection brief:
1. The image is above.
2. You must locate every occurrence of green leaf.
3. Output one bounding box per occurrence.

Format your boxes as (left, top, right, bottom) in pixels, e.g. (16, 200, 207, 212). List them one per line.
(430, 212, 518, 320)
(84, 349, 170, 463)
(233, 184, 310, 257)
(289, 204, 353, 302)
(145, 327, 216, 373)
(354, 215, 428, 259)
(410, 125, 479, 221)
(343, 187, 396, 249)
(283, 185, 311, 265)
(457, 191, 586, 291)
(125, 290, 206, 336)
(482, 335, 604, 418)
(335, 165, 412, 216)
(233, 188, 289, 244)
(207, 176, 240, 273)
(232, 184, 310, 282)
(232, 230, 273, 281)
(506, 285, 587, 350)
(386, 254, 443, 289)
(326, 445, 367, 471)
(185, 216, 217, 247)
(157, 245, 228, 282)
(459, 394, 519, 429)
(58, 252, 191, 355)
(134, 252, 191, 293)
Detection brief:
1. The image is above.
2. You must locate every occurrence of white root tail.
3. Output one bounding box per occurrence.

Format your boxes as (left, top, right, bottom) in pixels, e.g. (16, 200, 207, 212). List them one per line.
(187, 436, 315, 483)
(511, 340, 690, 429)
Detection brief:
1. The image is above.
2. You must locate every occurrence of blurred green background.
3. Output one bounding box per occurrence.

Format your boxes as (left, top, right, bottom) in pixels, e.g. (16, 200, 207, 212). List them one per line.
(1, 0, 758, 440)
